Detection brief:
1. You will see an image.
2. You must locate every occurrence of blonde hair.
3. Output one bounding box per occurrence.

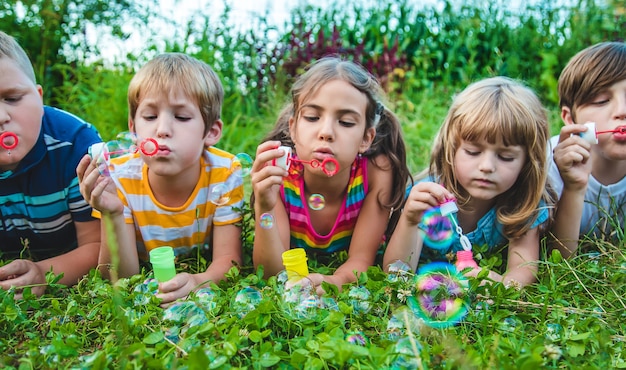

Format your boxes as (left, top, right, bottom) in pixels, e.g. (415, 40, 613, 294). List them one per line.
(430, 76, 553, 239)
(558, 42, 626, 122)
(263, 57, 411, 211)
(0, 31, 36, 84)
(128, 53, 223, 135)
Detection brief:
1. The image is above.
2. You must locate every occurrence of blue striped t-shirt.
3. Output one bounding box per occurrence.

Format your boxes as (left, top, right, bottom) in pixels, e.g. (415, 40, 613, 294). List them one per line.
(0, 106, 101, 260)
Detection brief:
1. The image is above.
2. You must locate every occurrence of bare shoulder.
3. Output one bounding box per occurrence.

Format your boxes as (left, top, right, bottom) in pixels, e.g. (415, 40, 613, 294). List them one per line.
(366, 154, 393, 190)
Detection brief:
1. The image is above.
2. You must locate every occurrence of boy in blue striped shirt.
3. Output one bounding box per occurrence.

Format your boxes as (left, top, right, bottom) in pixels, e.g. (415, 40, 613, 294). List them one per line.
(0, 31, 101, 298)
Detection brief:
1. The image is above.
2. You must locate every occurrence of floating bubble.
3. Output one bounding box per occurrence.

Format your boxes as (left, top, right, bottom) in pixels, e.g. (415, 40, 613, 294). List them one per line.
(209, 183, 231, 205)
(386, 306, 423, 341)
(163, 301, 206, 324)
(387, 260, 412, 283)
(231, 286, 262, 318)
(390, 337, 422, 370)
(419, 207, 455, 250)
(232, 153, 253, 177)
(346, 332, 368, 346)
(259, 213, 274, 229)
(281, 282, 319, 321)
(115, 131, 137, 148)
(406, 262, 469, 328)
(320, 296, 339, 311)
(194, 287, 218, 312)
(132, 278, 159, 305)
(348, 286, 371, 314)
(308, 194, 325, 210)
(545, 323, 563, 341)
(499, 317, 518, 333)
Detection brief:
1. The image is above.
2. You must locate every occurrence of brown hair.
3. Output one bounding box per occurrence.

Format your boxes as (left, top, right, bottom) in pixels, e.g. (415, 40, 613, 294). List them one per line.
(429, 76, 554, 239)
(128, 53, 224, 135)
(558, 42, 626, 122)
(263, 57, 411, 211)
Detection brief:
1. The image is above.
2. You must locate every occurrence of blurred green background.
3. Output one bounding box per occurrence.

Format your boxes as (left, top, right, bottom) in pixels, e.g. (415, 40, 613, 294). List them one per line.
(2, 0, 624, 173)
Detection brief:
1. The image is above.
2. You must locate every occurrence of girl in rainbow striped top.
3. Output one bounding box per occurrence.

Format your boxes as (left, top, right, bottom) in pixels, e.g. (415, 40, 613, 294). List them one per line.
(251, 57, 411, 295)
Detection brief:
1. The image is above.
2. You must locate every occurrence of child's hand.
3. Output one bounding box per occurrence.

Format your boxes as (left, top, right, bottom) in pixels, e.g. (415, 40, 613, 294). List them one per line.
(76, 154, 123, 215)
(250, 141, 289, 213)
(403, 182, 455, 225)
(553, 124, 592, 191)
(0, 259, 46, 298)
(155, 272, 198, 306)
(288, 272, 339, 296)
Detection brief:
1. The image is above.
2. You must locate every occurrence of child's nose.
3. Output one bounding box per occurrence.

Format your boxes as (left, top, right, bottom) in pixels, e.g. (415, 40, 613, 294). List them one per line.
(614, 95, 626, 121)
(155, 117, 173, 138)
(478, 153, 496, 173)
(318, 117, 335, 142)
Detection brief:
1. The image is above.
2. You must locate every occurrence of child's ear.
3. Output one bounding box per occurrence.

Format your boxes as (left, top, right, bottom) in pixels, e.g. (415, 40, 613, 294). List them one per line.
(128, 117, 135, 133)
(359, 127, 376, 154)
(561, 106, 576, 125)
(204, 119, 223, 147)
(288, 116, 296, 143)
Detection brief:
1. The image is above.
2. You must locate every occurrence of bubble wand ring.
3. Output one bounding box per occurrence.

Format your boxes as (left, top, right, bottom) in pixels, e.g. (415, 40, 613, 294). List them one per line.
(139, 138, 159, 156)
(0, 132, 18, 150)
(104, 137, 159, 159)
(291, 157, 339, 177)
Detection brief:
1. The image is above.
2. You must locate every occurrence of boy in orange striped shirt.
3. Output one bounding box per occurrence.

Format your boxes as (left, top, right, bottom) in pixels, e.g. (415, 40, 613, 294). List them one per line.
(77, 53, 243, 304)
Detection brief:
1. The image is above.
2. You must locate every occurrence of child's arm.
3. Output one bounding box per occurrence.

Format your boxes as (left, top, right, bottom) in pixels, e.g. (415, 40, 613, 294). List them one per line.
(156, 224, 243, 304)
(35, 219, 101, 285)
(251, 141, 292, 277)
(0, 218, 101, 298)
(550, 125, 592, 257)
(466, 228, 540, 287)
(77, 155, 138, 280)
(383, 182, 455, 271)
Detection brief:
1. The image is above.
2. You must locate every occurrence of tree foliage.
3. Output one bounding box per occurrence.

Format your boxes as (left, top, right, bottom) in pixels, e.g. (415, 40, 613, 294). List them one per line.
(0, 0, 157, 104)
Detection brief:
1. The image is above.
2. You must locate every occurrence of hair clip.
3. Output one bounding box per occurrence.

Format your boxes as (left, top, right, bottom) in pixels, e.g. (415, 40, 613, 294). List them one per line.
(373, 102, 385, 127)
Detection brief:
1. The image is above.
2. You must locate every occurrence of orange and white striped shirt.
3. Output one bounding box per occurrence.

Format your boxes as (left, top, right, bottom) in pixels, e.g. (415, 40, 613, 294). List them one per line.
(94, 147, 243, 260)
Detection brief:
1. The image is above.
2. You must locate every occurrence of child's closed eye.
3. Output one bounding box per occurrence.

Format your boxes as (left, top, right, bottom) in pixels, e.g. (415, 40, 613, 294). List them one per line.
(3, 94, 23, 103)
(303, 115, 319, 122)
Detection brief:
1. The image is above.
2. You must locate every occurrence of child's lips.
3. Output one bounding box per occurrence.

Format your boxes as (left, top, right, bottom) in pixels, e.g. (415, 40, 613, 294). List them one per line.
(614, 126, 626, 140)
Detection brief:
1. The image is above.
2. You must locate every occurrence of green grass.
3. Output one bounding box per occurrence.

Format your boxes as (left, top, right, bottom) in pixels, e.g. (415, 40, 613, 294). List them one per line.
(1, 220, 625, 368)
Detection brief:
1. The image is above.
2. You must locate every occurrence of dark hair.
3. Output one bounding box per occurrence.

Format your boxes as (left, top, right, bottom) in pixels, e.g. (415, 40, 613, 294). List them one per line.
(263, 57, 411, 211)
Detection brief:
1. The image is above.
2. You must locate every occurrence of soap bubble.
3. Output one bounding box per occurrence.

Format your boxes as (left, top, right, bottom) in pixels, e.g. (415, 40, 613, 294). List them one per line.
(386, 306, 423, 341)
(345, 332, 368, 346)
(406, 262, 469, 328)
(231, 286, 263, 318)
(419, 207, 455, 250)
(281, 282, 319, 320)
(499, 317, 518, 333)
(387, 260, 412, 283)
(390, 337, 422, 370)
(115, 131, 137, 148)
(194, 287, 218, 312)
(232, 153, 253, 178)
(132, 278, 159, 305)
(545, 323, 563, 341)
(308, 194, 325, 210)
(209, 184, 230, 205)
(259, 213, 274, 229)
(348, 286, 371, 314)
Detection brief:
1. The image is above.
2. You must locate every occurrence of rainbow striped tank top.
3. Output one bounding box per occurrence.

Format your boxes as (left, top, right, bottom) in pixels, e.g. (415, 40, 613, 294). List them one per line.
(280, 155, 368, 253)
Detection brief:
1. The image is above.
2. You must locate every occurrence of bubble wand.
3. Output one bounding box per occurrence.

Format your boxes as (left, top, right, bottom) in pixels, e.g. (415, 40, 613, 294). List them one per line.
(89, 137, 158, 176)
(438, 200, 479, 271)
(273, 145, 339, 176)
(578, 122, 626, 144)
(0, 132, 18, 152)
